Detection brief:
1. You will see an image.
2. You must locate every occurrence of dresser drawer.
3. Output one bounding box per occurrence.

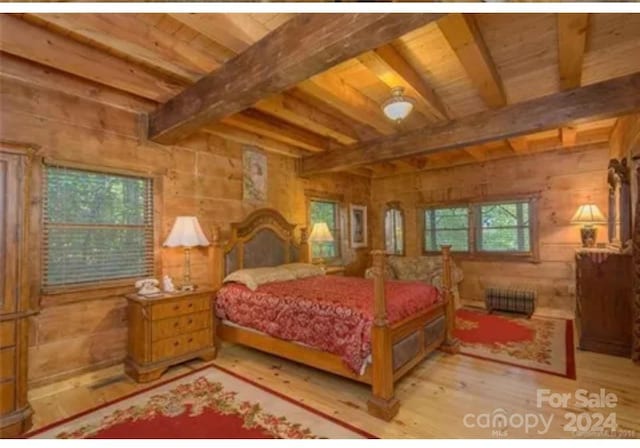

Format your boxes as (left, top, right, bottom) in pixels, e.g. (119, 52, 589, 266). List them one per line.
(0, 380, 15, 414)
(151, 329, 211, 362)
(151, 295, 210, 320)
(0, 321, 15, 348)
(0, 348, 15, 380)
(152, 312, 210, 342)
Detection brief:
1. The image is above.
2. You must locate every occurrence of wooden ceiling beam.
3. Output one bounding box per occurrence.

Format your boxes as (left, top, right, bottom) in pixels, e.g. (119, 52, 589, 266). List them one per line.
(507, 137, 529, 154)
(299, 73, 397, 135)
(222, 109, 338, 153)
(254, 92, 361, 145)
(203, 123, 310, 159)
(438, 14, 507, 108)
(560, 126, 578, 148)
(168, 13, 269, 54)
(357, 44, 449, 122)
(21, 13, 208, 83)
(557, 14, 589, 91)
(0, 15, 182, 102)
(0, 52, 157, 113)
(300, 73, 640, 175)
(148, 13, 444, 144)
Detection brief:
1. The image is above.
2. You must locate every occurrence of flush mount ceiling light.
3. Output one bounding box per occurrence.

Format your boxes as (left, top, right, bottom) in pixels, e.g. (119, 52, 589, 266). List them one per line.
(382, 86, 416, 123)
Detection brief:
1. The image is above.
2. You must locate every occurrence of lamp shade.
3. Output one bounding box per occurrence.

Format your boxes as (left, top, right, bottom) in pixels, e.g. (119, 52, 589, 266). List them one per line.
(571, 204, 607, 225)
(163, 216, 210, 248)
(309, 222, 334, 243)
(382, 87, 415, 123)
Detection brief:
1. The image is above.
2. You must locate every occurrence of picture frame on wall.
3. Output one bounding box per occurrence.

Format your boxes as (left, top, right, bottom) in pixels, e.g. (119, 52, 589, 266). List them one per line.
(349, 204, 367, 248)
(243, 146, 267, 202)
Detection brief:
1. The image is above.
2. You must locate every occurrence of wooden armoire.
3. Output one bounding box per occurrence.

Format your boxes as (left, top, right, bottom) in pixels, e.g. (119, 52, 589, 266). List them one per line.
(0, 144, 36, 437)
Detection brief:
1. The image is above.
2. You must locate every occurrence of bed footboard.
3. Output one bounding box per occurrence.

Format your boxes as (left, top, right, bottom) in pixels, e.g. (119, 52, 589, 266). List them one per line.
(367, 246, 459, 421)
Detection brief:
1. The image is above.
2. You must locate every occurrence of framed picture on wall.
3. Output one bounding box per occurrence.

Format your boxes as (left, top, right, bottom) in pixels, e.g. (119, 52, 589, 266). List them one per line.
(243, 146, 267, 202)
(349, 204, 367, 248)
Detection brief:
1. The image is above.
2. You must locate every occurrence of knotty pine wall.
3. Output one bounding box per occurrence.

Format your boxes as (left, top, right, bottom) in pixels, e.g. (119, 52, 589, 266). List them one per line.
(370, 144, 610, 312)
(0, 77, 370, 385)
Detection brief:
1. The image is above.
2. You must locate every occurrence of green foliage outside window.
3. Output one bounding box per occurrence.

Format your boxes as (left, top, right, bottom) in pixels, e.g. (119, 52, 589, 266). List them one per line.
(44, 166, 154, 287)
(424, 207, 469, 252)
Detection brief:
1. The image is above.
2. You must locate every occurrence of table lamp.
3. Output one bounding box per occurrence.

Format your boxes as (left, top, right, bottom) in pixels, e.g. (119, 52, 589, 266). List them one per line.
(163, 216, 210, 291)
(571, 204, 607, 248)
(309, 222, 334, 265)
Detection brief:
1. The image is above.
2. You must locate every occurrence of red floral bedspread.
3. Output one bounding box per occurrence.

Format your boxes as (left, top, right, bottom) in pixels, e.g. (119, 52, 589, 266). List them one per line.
(215, 276, 441, 373)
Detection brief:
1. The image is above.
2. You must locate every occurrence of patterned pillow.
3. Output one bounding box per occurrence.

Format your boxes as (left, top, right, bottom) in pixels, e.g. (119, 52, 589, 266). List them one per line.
(280, 263, 326, 279)
(223, 267, 296, 291)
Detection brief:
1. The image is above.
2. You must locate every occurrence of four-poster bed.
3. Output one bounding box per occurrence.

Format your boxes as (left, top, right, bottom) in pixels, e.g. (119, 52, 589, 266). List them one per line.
(210, 208, 459, 420)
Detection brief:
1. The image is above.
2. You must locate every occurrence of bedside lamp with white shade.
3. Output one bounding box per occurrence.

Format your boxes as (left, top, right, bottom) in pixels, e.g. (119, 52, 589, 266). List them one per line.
(571, 204, 607, 248)
(163, 216, 210, 291)
(309, 222, 334, 265)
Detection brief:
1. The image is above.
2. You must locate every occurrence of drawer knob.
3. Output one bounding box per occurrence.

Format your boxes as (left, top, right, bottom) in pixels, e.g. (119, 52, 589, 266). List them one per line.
(174, 341, 179, 347)
(174, 322, 179, 328)
(173, 305, 179, 311)
(188, 338, 193, 343)
(188, 319, 193, 325)
(188, 303, 193, 308)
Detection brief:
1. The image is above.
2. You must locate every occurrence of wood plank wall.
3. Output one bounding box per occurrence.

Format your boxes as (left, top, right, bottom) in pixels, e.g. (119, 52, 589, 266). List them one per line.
(370, 144, 610, 312)
(0, 76, 370, 386)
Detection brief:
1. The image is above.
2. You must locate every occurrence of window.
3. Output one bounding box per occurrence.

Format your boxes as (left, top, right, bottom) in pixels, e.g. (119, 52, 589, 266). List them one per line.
(477, 202, 530, 252)
(424, 207, 470, 252)
(43, 165, 154, 288)
(423, 198, 536, 258)
(309, 199, 340, 260)
(384, 203, 404, 255)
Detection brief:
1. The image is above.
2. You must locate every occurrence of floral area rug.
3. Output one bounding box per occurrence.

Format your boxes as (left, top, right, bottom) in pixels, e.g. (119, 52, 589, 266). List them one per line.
(27, 364, 374, 439)
(454, 308, 576, 379)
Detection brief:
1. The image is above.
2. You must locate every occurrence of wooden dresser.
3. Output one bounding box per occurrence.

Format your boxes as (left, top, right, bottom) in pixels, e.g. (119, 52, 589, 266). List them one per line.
(125, 289, 216, 382)
(0, 146, 36, 437)
(575, 250, 633, 357)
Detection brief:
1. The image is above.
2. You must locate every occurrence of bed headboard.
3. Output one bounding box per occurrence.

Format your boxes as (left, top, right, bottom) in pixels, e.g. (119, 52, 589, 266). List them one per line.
(211, 208, 309, 287)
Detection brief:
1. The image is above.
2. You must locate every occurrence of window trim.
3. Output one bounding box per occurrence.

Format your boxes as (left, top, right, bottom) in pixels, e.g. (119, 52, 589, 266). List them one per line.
(384, 201, 405, 256)
(306, 193, 343, 263)
(41, 159, 163, 294)
(420, 193, 540, 263)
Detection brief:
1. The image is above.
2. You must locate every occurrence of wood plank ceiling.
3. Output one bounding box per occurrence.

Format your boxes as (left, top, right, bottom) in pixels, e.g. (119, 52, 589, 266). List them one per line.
(2, 13, 640, 178)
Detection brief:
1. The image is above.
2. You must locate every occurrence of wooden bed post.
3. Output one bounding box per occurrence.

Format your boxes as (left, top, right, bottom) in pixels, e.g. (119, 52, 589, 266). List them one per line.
(367, 250, 400, 421)
(299, 227, 310, 263)
(439, 245, 461, 354)
(211, 225, 224, 290)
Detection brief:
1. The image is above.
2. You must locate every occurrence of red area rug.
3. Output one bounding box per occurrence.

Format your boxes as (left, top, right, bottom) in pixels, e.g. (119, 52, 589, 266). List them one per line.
(27, 364, 374, 439)
(454, 308, 576, 379)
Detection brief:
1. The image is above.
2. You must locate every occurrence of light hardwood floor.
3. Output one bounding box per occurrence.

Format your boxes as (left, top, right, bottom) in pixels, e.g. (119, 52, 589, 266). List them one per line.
(27, 340, 639, 438)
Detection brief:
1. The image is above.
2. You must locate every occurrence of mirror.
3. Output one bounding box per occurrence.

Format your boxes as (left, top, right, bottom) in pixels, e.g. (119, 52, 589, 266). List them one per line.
(608, 158, 632, 246)
(384, 201, 405, 255)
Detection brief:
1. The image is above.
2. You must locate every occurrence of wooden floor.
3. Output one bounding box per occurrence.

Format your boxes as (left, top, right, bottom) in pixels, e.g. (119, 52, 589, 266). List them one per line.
(27, 338, 639, 438)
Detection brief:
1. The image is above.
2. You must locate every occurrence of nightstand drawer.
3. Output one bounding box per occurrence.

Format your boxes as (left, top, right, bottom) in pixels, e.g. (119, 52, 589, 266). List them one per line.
(152, 312, 210, 341)
(151, 295, 210, 320)
(151, 329, 211, 362)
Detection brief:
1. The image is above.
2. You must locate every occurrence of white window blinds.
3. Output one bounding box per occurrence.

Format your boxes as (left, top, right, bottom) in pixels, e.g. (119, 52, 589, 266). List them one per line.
(43, 165, 154, 288)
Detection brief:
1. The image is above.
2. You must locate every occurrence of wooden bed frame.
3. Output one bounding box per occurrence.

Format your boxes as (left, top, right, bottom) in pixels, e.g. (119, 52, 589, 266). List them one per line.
(210, 208, 460, 420)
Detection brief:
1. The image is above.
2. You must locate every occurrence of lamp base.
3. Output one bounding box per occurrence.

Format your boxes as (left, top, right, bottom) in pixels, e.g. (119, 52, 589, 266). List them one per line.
(580, 226, 598, 248)
(180, 284, 195, 292)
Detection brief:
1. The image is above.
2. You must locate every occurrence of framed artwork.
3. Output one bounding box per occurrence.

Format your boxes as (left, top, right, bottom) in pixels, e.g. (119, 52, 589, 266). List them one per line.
(243, 147, 267, 202)
(349, 204, 368, 248)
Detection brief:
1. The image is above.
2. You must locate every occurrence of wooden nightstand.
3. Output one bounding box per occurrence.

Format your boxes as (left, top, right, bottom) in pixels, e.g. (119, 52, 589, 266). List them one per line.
(125, 289, 216, 383)
(324, 266, 346, 276)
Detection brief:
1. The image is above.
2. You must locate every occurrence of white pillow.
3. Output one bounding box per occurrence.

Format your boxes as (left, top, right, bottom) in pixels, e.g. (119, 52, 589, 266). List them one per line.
(281, 263, 326, 279)
(223, 267, 296, 291)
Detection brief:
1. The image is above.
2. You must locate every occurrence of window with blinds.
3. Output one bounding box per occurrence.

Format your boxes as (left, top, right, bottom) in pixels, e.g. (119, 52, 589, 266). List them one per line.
(43, 165, 154, 288)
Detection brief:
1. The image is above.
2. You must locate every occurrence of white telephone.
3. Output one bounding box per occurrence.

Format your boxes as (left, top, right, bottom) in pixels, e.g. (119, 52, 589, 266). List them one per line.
(135, 278, 161, 297)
